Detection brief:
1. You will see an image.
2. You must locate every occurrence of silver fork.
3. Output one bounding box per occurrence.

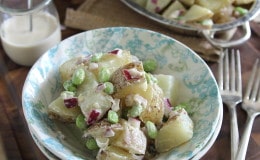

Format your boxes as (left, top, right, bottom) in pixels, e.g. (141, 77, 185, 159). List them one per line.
(218, 49, 242, 160)
(235, 58, 260, 160)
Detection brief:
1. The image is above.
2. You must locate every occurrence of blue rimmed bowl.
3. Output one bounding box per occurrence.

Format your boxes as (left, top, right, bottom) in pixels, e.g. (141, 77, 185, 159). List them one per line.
(22, 27, 222, 160)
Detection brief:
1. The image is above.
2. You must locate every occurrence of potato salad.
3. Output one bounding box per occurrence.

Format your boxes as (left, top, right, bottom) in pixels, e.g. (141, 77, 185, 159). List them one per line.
(132, 0, 255, 29)
(47, 49, 194, 159)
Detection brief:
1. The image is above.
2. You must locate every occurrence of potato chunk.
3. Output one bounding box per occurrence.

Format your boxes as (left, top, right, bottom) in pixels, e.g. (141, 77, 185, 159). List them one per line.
(47, 96, 81, 122)
(59, 56, 87, 83)
(196, 0, 233, 13)
(155, 109, 193, 152)
(111, 119, 147, 155)
(97, 146, 136, 160)
(139, 83, 165, 125)
(181, 4, 214, 22)
(111, 61, 147, 99)
(154, 74, 179, 106)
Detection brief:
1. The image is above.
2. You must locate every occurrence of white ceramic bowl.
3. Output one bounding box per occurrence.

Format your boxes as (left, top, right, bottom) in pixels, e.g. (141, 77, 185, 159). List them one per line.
(22, 27, 222, 160)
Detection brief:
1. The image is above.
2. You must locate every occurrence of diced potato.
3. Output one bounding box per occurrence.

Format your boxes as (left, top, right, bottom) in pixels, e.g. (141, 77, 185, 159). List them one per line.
(181, 4, 214, 22)
(111, 61, 147, 99)
(97, 50, 133, 76)
(213, 5, 236, 24)
(145, 0, 171, 13)
(47, 96, 81, 122)
(195, 0, 233, 13)
(154, 74, 179, 106)
(155, 109, 193, 152)
(59, 56, 86, 83)
(139, 83, 165, 125)
(162, 0, 186, 19)
(78, 89, 114, 124)
(111, 119, 147, 155)
(180, 0, 195, 6)
(76, 69, 98, 95)
(96, 146, 135, 160)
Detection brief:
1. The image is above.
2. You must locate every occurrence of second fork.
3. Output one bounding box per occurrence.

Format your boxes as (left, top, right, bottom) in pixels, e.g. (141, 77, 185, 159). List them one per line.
(218, 49, 242, 160)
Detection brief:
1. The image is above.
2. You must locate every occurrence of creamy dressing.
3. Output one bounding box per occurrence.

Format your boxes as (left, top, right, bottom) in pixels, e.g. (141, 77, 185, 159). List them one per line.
(0, 12, 61, 66)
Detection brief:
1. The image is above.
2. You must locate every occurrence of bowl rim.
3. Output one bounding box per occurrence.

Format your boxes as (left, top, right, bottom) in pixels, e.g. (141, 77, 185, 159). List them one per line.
(22, 26, 222, 160)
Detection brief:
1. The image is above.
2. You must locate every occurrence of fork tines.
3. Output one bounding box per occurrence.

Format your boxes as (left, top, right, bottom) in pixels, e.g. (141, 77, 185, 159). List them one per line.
(219, 49, 242, 94)
(244, 59, 260, 102)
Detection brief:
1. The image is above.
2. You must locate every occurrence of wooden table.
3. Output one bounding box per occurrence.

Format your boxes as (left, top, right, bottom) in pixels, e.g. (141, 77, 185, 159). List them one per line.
(0, 0, 259, 159)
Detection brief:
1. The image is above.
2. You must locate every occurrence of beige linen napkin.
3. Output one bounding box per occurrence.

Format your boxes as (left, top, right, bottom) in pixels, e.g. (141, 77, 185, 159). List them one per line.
(64, 0, 237, 62)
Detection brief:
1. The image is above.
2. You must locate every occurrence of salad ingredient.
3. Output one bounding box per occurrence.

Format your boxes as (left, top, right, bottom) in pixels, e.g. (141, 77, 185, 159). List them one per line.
(154, 74, 179, 106)
(111, 61, 148, 99)
(78, 90, 114, 125)
(63, 80, 77, 92)
(86, 137, 99, 150)
(48, 97, 81, 122)
(76, 114, 86, 129)
(108, 110, 119, 124)
(234, 6, 248, 16)
(96, 145, 136, 160)
(145, 121, 158, 139)
(155, 108, 194, 152)
(127, 104, 143, 118)
(181, 4, 214, 22)
(98, 67, 111, 83)
(103, 82, 115, 94)
(111, 119, 147, 155)
(71, 68, 85, 85)
(59, 56, 87, 83)
(143, 59, 157, 72)
(139, 83, 164, 125)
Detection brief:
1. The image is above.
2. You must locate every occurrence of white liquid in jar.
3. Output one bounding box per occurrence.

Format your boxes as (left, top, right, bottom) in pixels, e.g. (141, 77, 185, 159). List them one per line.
(0, 12, 61, 66)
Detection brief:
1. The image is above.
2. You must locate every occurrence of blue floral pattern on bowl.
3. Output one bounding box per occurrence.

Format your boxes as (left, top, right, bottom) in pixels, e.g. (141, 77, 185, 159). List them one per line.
(22, 27, 222, 160)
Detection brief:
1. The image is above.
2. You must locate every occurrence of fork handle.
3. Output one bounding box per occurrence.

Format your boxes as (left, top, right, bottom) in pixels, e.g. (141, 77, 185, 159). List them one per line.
(235, 114, 257, 160)
(229, 107, 240, 160)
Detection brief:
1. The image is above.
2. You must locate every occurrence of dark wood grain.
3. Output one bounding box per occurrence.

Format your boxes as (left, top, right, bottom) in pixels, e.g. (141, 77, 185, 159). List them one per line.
(0, 0, 259, 160)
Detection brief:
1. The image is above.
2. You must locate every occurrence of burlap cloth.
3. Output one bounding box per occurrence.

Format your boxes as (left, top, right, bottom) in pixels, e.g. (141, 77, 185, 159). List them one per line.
(64, 0, 255, 62)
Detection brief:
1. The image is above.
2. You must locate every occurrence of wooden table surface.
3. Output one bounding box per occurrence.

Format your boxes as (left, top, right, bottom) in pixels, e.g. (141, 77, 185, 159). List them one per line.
(0, 0, 259, 159)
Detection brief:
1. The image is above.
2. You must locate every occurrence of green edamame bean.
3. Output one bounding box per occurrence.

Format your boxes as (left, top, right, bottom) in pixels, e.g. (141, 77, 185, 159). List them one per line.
(63, 80, 77, 92)
(86, 137, 99, 150)
(98, 68, 110, 83)
(107, 110, 119, 124)
(72, 68, 85, 85)
(90, 53, 103, 62)
(146, 121, 158, 139)
(104, 82, 114, 94)
(143, 59, 157, 72)
(76, 114, 86, 129)
(128, 105, 143, 118)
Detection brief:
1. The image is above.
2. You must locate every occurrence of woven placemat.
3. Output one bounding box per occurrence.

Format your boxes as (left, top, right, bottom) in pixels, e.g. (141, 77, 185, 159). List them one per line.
(64, 0, 228, 62)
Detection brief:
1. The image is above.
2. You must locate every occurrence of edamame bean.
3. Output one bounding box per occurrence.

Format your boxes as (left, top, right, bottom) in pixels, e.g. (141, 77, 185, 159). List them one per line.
(98, 68, 110, 83)
(104, 82, 114, 94)
(72, 68, 85, 85)
(76, 114, 86, 129)
(63, 80, 77, 92)
(146, 121, 158, 139)
(145, 73, 158, 84)
(86, 137, 99, 150)
(107, 110, 119, 124)
(143, 59, 157, 72)
(90, 53, 103, 62)
(128, 105, 143, 118)
(235, 7, 248, 16)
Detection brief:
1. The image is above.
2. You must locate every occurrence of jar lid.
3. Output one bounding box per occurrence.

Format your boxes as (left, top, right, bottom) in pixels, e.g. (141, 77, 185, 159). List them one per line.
(0, 0, 52, 15)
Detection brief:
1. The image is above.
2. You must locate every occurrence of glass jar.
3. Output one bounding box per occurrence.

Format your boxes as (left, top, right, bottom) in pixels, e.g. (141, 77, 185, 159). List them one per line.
(0, 0, 61, 66)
